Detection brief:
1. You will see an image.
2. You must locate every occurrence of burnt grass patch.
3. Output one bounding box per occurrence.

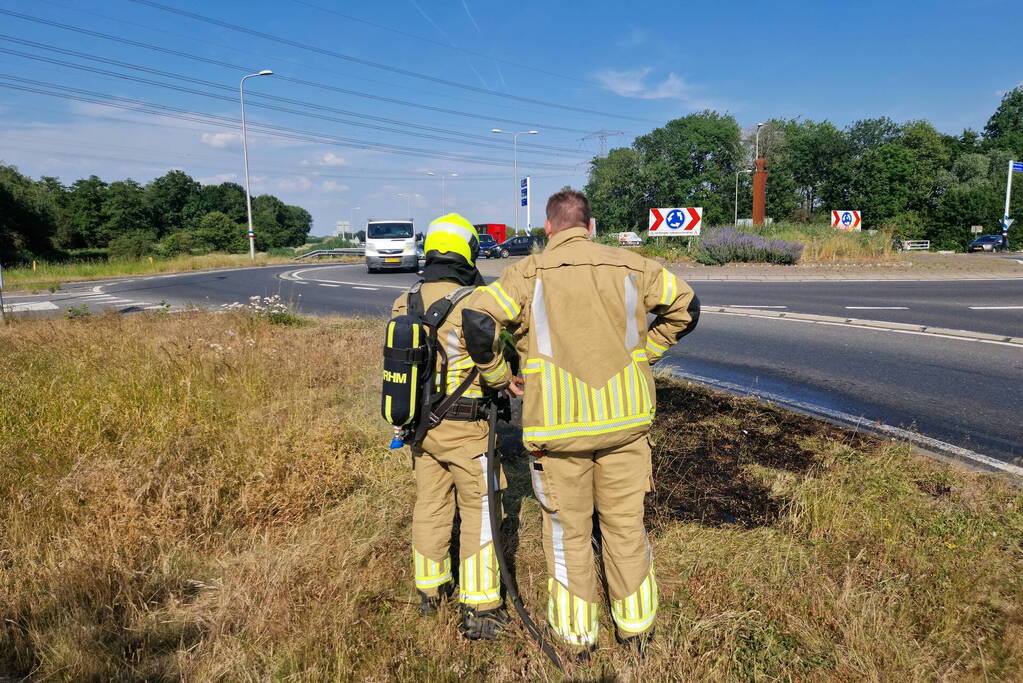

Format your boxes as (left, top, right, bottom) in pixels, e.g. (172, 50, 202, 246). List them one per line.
(648, 379, 879, 528)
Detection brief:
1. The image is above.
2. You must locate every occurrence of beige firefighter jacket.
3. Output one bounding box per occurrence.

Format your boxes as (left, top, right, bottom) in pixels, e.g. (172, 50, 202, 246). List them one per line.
(463, 227, 698, 453)
(392, 281, 511, 460)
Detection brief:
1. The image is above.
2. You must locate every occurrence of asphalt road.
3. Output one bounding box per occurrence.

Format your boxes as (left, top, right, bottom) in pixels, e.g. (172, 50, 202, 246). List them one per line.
(6, 260, 1022, 467)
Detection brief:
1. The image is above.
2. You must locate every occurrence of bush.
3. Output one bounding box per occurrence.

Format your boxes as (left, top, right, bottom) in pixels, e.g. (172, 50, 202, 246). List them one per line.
(157, 231, 200, 258)
(697, 228, 803, 265)
(107, 230, 157, 259)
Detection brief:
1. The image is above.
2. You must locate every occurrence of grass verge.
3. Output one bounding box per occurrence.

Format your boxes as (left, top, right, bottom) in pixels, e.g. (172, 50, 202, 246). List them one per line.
(3, 252, 359, 290)
(2, 313, 1020, 680)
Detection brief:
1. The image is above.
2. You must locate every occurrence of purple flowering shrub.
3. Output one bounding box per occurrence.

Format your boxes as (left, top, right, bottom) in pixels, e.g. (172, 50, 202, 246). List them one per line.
(696, 229, 803, 265)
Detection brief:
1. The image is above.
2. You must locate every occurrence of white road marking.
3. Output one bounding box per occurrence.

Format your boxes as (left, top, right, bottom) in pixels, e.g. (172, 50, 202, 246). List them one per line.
(665, 369, 1023, 477)
(143, 305, 168, 310)
(352, 286, 379, 291)
(319, 284, 341, 288)
(845, 306, 909, 310)
(4, 301, 59, 312)
(969, 305, 1023, 310)
(705, 311, 1022, 348)
(728, 305, 787, 309)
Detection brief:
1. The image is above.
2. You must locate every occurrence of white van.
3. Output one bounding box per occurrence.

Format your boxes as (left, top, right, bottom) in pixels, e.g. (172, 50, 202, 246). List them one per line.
(365, 219, 418, 273)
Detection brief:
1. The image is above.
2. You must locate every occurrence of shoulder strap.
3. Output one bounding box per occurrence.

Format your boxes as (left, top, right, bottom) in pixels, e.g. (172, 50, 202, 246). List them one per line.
(407, 280, 426, 318)
(421, 285, 477, 329)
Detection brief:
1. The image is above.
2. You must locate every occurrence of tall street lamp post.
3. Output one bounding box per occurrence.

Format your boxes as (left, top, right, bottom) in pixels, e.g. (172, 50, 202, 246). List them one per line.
(734, 169, 753, 225)
(754, 122, 765, 162)
(348, 205, 360, 242)
(240, 69, 273, 260)
(426, 172, 458, 213)
(491, 128, 538, 232)
(397, 193, 420, 217)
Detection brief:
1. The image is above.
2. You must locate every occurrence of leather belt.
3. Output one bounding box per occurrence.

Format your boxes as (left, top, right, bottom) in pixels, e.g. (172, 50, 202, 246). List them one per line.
(444, 397, 488, 421)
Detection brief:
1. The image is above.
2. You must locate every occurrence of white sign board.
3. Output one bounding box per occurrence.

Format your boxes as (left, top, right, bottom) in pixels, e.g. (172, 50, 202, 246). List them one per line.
(830, 210, 862, 230)
(649, 207, 703, 236)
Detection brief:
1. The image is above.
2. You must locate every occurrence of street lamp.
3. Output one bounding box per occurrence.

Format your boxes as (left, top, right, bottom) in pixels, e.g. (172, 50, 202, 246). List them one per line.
(426, 172, 458, 213)
(240, 69, 273, 260)
(754, 122, 765, 161)
(491, 128, 538, 232)
(348, 205, 360, 242)
(397, 193, 421, 217)
(734, 169, 753, 225)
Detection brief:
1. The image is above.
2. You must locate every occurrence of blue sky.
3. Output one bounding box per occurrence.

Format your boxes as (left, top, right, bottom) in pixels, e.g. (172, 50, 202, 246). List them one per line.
(1, 0, 1021, 236)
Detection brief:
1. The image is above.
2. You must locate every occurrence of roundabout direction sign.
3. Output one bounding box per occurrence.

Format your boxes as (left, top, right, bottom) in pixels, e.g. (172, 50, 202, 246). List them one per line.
(831, 209, 862, 231)
(649, 207, 703, 236)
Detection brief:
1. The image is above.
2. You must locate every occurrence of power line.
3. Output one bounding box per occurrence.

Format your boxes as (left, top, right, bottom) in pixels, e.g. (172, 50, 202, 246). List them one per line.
(0, 40, 587, 159)
(128, 0, 657, 124)
(0, 75, 581, 170)
(289, 0, 601, 88)
(0, 8, 601, 135)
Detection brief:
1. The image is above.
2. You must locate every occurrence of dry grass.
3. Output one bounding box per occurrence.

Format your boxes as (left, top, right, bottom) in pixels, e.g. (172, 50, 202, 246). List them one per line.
(2, 313, 1021, 681)
(4, 253, 359, 290)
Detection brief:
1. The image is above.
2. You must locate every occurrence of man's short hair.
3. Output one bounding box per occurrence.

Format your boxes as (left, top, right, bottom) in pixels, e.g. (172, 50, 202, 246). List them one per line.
(546, 189, 591, 230)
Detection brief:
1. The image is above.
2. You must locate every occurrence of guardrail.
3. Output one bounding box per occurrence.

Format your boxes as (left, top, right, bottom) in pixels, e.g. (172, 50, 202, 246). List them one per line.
(901, 240, 931, 251)
(292, 248, 365, 260)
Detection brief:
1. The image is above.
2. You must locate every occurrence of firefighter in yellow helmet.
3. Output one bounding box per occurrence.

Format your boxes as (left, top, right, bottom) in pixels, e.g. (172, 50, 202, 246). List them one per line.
(461, 190, 700, 651)
(390, 213, 513, 640)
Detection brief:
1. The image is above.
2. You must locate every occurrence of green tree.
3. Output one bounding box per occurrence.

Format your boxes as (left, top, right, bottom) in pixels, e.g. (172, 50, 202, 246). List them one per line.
(584, 147, 648, 233)
(62, 175, 108, 248)
(191, 211, 246, 252)
(145, 170, 200, 236)
(633, 111, 742, 225)
(0, 163, 58, 261)
(984, 87, 1023, 155)
(783, 120, 849, 215)
(101, 180, 152, 244)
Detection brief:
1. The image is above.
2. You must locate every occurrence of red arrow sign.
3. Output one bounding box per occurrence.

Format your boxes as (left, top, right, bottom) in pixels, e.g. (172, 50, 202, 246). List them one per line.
(684, 207, 702, 232)
(649, 208, 664, 230)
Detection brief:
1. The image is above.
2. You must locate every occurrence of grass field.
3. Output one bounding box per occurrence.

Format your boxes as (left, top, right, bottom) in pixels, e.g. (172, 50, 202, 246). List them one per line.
(2, 312, 1021, 680)
(3, 252, 359, 290)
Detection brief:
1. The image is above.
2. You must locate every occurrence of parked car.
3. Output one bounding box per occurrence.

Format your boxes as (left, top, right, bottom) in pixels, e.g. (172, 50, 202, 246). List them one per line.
(487, 236, 535, 258)
(478, 232, 497, 257)
(616, 231, 643, 247)
(967, 234, 1008, 252)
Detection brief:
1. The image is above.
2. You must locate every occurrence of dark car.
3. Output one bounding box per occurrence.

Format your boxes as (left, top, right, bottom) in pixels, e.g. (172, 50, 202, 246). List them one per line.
(967, 234, 1008, 252)
(477, 232, 497, 257)
(488, 236, 535, 258)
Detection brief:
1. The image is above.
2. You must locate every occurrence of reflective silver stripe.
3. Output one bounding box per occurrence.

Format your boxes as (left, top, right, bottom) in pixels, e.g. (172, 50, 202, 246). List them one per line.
(428, 220, 477, 246)
(524, 414, 652, 440)
(543, 361, 556, 427)
(530, 455, 568, 585)
(624, 273, 638, 350)
(532, 278, 552, 356)
(479, 457, 493, 547)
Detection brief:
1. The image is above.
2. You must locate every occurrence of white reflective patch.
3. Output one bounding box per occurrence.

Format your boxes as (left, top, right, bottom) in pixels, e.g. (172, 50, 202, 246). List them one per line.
(624, 273, 638, 350)
(532, 278, 552, 357)
(428, 221, 477, 246)
(530, 455, 568, 585)
(479, 456, 493, 547)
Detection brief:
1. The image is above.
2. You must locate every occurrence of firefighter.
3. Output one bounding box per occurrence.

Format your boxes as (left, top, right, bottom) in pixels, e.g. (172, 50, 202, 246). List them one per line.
(390, 213, 513, 640)
(461, 190, 700, 650)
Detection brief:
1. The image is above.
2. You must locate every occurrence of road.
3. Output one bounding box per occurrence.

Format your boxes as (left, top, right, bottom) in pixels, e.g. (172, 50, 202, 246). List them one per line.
(5, 260, 1022, 469)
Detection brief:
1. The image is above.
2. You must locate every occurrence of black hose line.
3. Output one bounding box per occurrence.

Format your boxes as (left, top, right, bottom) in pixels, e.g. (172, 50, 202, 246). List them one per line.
(486, 407, 565, 673)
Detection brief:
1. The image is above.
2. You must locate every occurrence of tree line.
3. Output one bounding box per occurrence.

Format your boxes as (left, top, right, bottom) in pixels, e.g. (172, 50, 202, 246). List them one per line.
(585, 87, 1023, 249)
(0, 167, 313, 263)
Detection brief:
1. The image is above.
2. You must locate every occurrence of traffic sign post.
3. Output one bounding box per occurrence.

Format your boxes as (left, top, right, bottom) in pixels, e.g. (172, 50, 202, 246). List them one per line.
(831, 210, 862, 230)
(0, 262, 5, 323)
(1002, 160, 1022, 238)
(971, 225, 984, 234)
(649, 207, 703, 236)
(521, 176, 531, 231)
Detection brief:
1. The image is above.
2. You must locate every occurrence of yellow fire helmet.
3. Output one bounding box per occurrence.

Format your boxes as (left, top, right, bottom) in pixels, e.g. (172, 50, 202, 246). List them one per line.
(424, 213, 480, 266)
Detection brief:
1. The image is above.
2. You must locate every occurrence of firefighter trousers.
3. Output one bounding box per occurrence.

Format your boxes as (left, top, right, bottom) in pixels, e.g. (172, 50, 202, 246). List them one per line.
(528, 435, 657, 646)
(411, 441, 505, 611)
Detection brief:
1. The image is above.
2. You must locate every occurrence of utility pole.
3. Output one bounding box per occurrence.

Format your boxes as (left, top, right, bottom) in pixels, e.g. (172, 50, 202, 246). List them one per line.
(1003, 159, 1022, 242)
(580, 129, 625, 158)
(240, 69, 273, 260)
(491, 129, 538, 232)
(426, 172, 458, 213)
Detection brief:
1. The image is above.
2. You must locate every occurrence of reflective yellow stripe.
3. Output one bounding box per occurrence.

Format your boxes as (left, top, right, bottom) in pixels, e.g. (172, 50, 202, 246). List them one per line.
(660, 269, 677, 306)
(524, 414, 653, 441)
(483, 282, 520, 320)
(481, 357, 508, 383)
(384, 395, 393, 423)
(645, 337, 668, 356)
(611, 566, 658, 633)
(387, 321, 396, 346)
(547, 579, 599, 646)
(542, 361, 555, 427)
(413, 549, 452, 589)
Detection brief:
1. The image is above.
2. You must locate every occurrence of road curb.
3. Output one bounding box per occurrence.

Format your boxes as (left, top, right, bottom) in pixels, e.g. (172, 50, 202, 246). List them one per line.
(705, 307, 1023, 347)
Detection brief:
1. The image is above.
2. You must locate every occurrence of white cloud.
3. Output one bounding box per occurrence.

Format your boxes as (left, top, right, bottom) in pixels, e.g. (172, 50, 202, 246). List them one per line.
(594, 67, 693, 100)
(197, 172, 239, 185)
(320, 180, 351, 193)
(304, 152, 349, 167)
(617, 27, 647, 49)
(200, 132, 241, 149)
